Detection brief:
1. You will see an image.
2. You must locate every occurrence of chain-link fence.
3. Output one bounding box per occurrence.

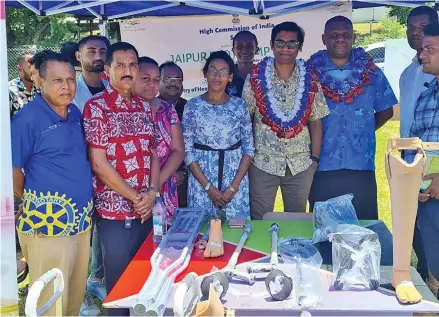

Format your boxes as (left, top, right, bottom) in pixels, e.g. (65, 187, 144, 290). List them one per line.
(7, 45, 59, 81)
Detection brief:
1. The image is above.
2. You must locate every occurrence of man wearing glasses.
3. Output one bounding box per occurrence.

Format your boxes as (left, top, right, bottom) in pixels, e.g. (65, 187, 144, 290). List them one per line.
(243, 21, 329, 220)
(158, 61, 189, 207)
(308, 16, 396, 220)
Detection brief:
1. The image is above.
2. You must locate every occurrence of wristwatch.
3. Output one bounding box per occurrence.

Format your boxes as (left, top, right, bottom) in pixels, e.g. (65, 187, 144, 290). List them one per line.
(204, 183, 211, 191)
(310, 155, 320, 164)
(149, 186, 160, 197)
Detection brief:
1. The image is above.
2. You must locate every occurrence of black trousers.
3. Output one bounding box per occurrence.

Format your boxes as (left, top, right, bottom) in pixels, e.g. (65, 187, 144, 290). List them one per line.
(309, 169, 378, 220)
(98, 217, 152, 316)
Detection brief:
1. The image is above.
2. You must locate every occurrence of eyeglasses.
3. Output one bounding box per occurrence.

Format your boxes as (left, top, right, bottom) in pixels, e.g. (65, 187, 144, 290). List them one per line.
(274, 40, 301, 50)
(207, 68, 230, 78)
(162, 76, 183, 84)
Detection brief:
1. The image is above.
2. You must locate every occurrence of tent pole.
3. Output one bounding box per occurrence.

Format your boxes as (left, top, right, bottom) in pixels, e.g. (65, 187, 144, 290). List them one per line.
(0, 1, 19, 315)
(100, 20, 107, 37)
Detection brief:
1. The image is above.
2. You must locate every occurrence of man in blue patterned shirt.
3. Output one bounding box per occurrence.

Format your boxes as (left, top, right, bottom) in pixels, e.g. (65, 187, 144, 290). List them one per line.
(407, 22, 439, 297)
(308, 16, 397, 220)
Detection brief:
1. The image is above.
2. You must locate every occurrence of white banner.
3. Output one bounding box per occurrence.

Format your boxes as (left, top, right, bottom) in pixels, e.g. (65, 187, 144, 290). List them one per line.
(120, 3, 352, 98)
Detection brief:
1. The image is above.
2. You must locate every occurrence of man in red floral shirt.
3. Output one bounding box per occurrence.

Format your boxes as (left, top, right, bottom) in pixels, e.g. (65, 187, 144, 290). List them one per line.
(83, 42, 160, 316)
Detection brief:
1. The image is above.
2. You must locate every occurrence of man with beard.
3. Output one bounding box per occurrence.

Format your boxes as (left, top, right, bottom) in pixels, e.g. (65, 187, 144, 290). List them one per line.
(83, 42, 160, 316)
(159, 61, 189, 207)
(308, 16, 397, 220)
(407, 21, 439, 298)
(399, 6, 438, 283)
(9, 50, 35, 118)
(74, 36, 110, 113)
(74, 35, 109, 316)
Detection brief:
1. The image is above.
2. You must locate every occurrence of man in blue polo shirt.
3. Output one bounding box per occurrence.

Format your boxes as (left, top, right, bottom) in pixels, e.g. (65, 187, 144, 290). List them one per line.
(11, 53, 93, 316)
(308, 16, 397, 220)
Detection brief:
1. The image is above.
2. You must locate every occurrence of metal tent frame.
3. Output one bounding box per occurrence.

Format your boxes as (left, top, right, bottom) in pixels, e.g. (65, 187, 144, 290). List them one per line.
(5, 0, 436, 21)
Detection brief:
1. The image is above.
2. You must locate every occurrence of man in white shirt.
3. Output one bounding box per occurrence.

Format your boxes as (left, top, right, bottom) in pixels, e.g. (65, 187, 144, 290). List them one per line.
(73, 35, 110, 113)
(400, 6, 438, 138)
(399, 5, 438, 283)
(74, 35, 110, 316)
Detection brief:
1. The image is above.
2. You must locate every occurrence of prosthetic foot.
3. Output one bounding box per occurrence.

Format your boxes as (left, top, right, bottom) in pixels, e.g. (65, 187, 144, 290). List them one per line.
(204, 219, 224, 258)
(385, 138, 425, 304)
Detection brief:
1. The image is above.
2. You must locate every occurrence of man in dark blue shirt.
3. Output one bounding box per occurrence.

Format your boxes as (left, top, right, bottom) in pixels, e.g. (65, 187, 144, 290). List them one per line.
(11, 53, 93, 316)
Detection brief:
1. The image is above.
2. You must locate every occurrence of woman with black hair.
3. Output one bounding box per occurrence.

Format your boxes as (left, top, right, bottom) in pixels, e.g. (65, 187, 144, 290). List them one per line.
(182, 50, 254, 225)
(229, 31, 259, 97)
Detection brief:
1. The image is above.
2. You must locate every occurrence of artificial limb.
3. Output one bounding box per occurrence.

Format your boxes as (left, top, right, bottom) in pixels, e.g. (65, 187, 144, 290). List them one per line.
(385, 138, 425, 304)
(204, 219, 224, 258)
(201, 225, 255, 299)
(196, 210, 226, 258)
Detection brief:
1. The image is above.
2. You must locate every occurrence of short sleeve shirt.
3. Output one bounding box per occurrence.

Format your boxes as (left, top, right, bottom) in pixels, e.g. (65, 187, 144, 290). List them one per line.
(310, 50, 397, 171)
(243, 60, 329, 177)
(9, 77, 36, 119)
(11, 95, 93, 236)
(83, 85, 155, 220)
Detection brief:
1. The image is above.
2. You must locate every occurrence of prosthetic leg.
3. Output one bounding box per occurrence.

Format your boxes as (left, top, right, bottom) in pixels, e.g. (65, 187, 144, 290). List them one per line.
(385, 138, 426, 304)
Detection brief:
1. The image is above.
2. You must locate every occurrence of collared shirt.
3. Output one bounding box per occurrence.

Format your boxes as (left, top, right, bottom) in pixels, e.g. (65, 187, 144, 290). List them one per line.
(313, 50, 397, 172)
(399, 56, 434, 138)
(73, 73, 109, 113)
(243, 60, 329, 177)
(11, 95, 93, 237)
(83, 85, 156, 221)
(159, 95, 187, 121)
(406, 78, 439, 163)
(9, 77, 36, 119)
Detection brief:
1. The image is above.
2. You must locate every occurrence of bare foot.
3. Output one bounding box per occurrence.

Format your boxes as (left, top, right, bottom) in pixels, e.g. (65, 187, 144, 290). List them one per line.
(392, 269, 422, 304)
(204, 220, 224, 258)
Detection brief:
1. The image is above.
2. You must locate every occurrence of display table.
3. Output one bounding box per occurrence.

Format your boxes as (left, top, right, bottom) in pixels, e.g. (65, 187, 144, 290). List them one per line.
(103, 220, 439, 315)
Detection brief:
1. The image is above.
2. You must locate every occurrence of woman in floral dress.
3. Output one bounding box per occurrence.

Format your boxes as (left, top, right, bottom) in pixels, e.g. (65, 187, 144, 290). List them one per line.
(133, 56, 184, 222)
(182, 51, 254, 221)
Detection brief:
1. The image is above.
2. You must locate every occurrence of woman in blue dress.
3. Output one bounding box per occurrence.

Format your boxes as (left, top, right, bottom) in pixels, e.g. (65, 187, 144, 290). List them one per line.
(182, 51, 254, 221)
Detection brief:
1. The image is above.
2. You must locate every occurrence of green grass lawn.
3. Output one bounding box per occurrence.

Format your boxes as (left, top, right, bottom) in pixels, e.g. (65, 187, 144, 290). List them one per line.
(18, 120, 403, 315)
(354, 22, 382, 36)
(275, 120, 399, 233)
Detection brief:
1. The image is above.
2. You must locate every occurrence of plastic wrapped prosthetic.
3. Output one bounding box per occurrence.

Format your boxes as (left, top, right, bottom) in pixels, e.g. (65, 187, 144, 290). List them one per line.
(312, 194, 360, 243)
(329, 224, 381, 291)
(276, 237, 323, 307)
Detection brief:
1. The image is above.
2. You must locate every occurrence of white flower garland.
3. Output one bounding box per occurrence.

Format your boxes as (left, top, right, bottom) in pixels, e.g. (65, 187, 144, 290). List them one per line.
(263, 57, 307, 123)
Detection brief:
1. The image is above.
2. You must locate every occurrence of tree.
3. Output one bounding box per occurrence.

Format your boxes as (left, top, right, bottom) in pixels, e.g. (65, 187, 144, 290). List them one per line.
(6, 7, 78, 47)
(388, 3, 436, 25)
(355, 17, 406, 48)
(388, 6, 411, 25)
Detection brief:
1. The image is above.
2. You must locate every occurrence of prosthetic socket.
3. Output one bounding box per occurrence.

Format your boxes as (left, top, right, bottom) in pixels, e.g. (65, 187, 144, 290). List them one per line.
(385, 138, 427, 304)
